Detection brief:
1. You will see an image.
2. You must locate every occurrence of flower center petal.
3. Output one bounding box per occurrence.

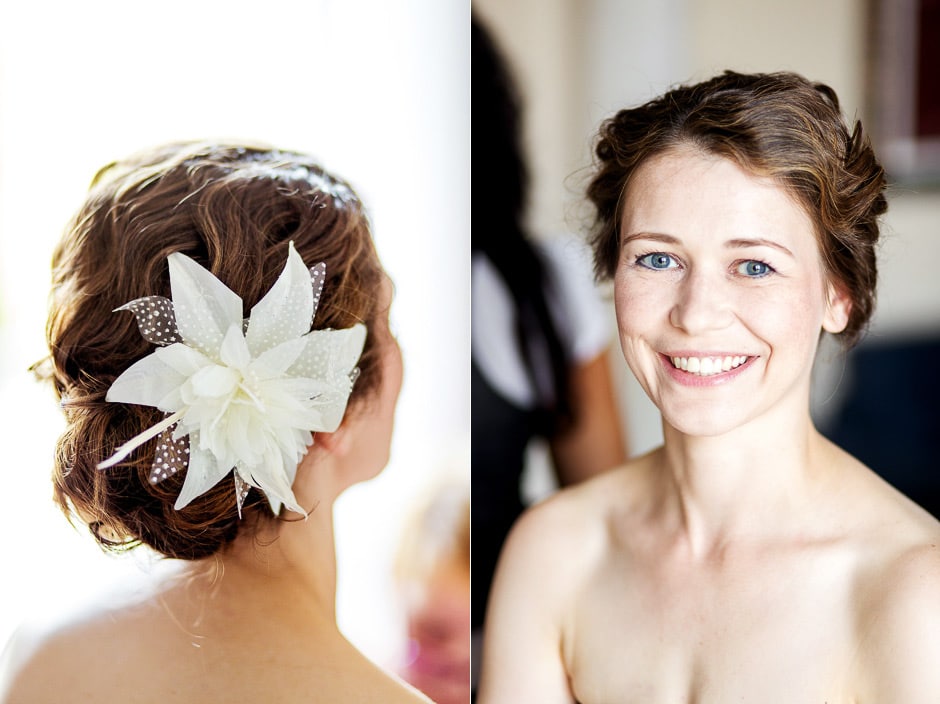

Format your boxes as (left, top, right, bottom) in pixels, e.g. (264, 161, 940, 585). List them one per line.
(190, 364, 241, 398)
(219, 324, 252, 369)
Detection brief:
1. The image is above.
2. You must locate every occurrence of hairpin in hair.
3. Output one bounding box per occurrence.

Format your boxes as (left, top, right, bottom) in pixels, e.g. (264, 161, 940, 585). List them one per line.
(97, 242, 366, 517)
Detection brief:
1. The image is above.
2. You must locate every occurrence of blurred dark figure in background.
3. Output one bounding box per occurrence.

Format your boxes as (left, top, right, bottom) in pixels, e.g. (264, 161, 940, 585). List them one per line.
(471, 11, 628, 678)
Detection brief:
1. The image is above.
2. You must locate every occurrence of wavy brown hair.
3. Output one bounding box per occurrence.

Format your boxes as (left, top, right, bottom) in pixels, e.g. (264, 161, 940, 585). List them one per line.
(39, 141, 386, 559)
(587, 70, 887, 348)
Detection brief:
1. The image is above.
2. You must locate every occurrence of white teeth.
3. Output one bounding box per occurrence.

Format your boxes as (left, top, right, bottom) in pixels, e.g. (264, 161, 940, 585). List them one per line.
(670, 355, 750, 376)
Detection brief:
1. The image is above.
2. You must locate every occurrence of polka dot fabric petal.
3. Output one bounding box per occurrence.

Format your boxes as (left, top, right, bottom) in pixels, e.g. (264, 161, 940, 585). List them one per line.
(234, 473, 251, 518)
(308, 262, 326, 327)
(117, 296, 183, 346)
(149, 422, 190, 484)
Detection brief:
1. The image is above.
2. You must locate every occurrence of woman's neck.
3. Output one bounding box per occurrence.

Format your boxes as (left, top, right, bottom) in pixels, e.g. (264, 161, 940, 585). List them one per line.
(202, 446, 351, 626)
(159, 498, 342, 639)
(227, 501, 339, 619)
(656, 408, 836, 557)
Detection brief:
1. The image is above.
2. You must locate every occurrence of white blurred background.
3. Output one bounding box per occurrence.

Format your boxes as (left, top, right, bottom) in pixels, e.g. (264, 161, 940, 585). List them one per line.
(0, 0, 468, 671)
(474, 0, 940, 475)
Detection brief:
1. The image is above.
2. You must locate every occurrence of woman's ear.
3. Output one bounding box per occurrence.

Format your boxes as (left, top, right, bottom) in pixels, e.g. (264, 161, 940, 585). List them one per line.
(312, 425, 352, 457)
(822, 281, 851, 334)
(313, 418, 353, 457)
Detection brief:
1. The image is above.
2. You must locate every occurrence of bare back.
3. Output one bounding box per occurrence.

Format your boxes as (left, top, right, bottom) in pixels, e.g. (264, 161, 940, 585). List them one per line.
(0, 568, 429, 704)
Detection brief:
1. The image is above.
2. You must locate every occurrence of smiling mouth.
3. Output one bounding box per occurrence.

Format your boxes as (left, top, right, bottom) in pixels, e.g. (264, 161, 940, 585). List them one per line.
(669, 355, 751, 377)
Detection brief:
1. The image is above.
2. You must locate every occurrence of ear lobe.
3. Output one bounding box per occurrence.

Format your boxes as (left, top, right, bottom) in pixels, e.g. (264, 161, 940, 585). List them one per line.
(312, 426, 351, 457)
(822, 282, 851, 334)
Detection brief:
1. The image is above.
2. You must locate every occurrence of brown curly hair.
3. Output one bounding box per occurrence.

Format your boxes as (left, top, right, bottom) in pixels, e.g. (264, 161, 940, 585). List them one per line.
(587, 70, 887, 348)
(39, 141, 387, 559)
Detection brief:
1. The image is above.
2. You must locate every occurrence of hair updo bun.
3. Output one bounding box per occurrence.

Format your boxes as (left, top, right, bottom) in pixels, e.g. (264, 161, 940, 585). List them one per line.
(41, 141, 386, 559)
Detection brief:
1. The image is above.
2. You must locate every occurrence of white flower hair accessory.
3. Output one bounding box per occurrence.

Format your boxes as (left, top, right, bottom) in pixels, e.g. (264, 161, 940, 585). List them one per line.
(97, 242, 366, 517)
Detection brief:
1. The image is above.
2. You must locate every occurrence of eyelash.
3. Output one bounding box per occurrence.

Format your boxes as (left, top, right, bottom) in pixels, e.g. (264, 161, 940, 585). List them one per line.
(735, 259, 776, 278)
(634, 252, 679, 271)
(633, 252, 777, 278)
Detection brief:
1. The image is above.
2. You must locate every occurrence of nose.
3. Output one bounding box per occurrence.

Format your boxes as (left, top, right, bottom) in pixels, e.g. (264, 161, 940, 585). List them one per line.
(669, 268, 734, 334)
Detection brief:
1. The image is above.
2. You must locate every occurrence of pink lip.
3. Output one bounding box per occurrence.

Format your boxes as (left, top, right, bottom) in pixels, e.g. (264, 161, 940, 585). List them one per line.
(659, 353, 757, 387)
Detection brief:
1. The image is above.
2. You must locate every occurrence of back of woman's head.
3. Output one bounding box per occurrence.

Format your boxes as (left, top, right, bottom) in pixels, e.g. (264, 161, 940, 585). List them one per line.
(43, 141, 386, 559)
(588, 70, 887, 348)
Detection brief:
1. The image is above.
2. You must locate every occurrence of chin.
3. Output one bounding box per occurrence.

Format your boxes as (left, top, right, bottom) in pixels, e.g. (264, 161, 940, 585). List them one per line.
(661, 405, 755, 438)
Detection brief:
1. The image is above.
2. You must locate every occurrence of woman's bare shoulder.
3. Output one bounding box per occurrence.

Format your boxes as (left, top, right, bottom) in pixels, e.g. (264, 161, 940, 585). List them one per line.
(502, 451, 658, 577)
(851, 538, 940, 701)
(854, 466, 940, 609)
(0, 585, 432, 704)
(839, 456, 940, 577)
(0, 568, 177, 704)
(819, 438, 940, 541)
(834, 443, 940, 699)
(0, 619, 64, 704)
(0, 601, 144, 704)
(332, 655, 434, 704)
(1, 622, 431, 704)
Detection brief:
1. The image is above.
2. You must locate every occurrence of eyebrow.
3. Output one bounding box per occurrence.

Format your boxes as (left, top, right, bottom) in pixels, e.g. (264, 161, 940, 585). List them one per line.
(725, 238, 794, 258)
(622, 232, 680, 246)
(622, 232, 794, 258)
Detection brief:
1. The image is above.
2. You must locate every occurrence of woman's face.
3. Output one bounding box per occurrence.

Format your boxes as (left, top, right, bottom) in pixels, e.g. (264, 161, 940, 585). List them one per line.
(614, 146, 849, 437)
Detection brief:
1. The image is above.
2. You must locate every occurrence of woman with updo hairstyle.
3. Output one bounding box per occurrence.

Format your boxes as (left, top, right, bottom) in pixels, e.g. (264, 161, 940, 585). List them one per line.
(0, 142, 430, 703)
(480, 72, 940, 702)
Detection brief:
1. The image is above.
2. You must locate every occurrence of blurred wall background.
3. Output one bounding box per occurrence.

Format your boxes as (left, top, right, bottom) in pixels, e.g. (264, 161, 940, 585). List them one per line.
(474, 0, 940, 510)
(0, 0, 468, 671)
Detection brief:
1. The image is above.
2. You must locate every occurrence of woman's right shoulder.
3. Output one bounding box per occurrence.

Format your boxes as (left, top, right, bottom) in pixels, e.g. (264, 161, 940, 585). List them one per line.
(0, 615, 101, 704)
(0, 574, 166, 704)
(480, 458, 652, 702)
(503, 455, 652, 580)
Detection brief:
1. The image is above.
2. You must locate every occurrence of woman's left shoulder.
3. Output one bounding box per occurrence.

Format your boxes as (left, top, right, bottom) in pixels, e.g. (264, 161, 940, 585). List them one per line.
(826, 439, 940, 542)
(872, 537, 940, 603)
(851, 527, 940, 701)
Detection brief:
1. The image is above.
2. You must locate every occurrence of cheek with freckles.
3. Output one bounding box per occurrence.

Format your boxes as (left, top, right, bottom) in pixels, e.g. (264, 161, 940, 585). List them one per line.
(613, 265, 673, 392)
(614, 259, 831, 385)
(749, 276, 830, 364)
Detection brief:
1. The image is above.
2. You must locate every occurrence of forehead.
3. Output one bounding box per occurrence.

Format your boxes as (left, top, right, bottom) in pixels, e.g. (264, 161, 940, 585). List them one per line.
(620, 146, 817, 251)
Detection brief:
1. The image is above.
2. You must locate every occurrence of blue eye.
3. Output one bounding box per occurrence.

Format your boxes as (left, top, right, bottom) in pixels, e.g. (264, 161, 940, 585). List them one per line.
(737, 260, 774, 277)
(637, 253, 678, 270)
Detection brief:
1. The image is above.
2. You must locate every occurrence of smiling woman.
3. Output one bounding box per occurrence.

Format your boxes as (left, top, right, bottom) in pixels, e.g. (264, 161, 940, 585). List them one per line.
(615, 148, 849, 436)
(479, 71, 940, 704)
